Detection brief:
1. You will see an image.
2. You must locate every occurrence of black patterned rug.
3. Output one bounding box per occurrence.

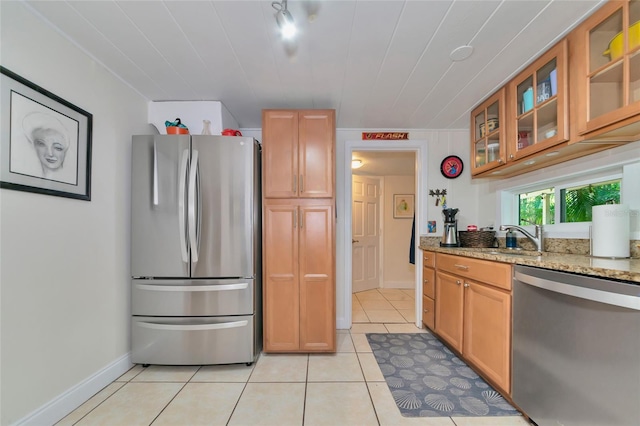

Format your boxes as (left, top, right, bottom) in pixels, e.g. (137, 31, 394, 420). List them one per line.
(366, 332, 521, 417)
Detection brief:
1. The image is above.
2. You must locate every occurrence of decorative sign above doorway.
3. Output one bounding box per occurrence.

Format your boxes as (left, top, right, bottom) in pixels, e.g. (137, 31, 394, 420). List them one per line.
(362, 132, 409, 140)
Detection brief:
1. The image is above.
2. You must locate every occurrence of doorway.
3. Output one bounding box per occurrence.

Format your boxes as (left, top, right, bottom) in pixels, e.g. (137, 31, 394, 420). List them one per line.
(337, 140, 426, 330)
(351, 152, 416, 325)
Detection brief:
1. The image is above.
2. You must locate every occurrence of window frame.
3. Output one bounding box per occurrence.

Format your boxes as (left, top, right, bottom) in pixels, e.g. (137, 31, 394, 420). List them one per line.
(493, 141, 639, 241)
(500, 169, 624, 239)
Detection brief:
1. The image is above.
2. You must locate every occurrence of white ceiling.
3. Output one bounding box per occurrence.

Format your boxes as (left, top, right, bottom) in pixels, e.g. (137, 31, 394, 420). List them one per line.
(24, 0, 604, 129)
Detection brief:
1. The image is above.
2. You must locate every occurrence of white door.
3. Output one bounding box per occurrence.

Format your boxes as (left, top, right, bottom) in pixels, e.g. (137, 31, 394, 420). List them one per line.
(352, 175, 381, 293)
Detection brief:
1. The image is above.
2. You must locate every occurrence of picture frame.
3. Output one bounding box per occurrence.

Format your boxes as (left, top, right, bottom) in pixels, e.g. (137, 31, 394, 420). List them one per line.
(393, 194, 414, 219)
(0, 66, 92, 201)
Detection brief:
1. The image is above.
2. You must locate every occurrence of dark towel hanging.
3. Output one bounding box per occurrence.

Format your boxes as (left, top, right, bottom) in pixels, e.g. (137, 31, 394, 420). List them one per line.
(409, 214, 416, 264)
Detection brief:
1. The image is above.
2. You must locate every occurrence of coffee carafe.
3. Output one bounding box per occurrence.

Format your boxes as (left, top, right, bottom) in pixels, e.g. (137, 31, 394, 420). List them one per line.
(440, 208, 460, 247)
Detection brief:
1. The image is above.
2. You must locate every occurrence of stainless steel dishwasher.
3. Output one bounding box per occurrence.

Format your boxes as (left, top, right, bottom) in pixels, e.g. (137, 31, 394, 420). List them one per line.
(512, 265, 640, 426)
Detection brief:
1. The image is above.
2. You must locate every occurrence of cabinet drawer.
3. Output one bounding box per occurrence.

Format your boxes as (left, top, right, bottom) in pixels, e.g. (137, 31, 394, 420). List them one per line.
(132, 315, 257, 365)
(132, 279, 254, 316)
(436, 253, 511, 290)
(422, 295, 435, 330)
(422, 251, 435, 268)
(422, 267, 435, 298)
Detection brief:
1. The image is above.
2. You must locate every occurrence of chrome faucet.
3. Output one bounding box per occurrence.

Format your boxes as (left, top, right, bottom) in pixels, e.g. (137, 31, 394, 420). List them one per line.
(499, 224, 544, 252)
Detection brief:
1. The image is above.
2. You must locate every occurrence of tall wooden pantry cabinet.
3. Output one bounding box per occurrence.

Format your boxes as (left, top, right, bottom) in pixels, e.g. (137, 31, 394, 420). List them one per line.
(262, 110, 336, 352)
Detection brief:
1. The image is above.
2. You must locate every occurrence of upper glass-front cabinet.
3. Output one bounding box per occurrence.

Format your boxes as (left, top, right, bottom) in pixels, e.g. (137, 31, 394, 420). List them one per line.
(574, 0, 640, 135)
(507, 39, 569, 162)
(470, 88, 506, 176)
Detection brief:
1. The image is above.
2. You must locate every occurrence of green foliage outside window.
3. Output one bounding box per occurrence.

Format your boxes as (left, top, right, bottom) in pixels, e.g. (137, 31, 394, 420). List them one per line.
(518, 179, 620, 225)
(519, 189, 555, 225)
(561, 180, 621, 222)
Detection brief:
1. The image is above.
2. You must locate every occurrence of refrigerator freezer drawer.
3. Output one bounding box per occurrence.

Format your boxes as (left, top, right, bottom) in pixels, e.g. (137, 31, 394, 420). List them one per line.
(132, 279, 254, 316)
(132, 315, 257, 365)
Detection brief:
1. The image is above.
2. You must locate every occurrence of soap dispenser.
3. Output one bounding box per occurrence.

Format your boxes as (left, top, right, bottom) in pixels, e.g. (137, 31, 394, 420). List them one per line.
(506, 230, 517, 248)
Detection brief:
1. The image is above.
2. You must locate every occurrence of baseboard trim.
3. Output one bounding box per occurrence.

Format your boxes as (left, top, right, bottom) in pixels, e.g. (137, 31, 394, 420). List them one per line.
(14, 353, 133, 426)
(382, 281, 414, 289)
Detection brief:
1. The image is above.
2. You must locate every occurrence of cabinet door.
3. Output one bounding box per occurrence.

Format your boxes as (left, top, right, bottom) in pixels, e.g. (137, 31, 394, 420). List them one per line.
(435, 271, 464, 352)
(299, 204, 335, 351)
(262, 110, 298, 198)
(507, 39, 569, 162)
(573, 0, 640, 136)
(470, 89, 506, 176)
(298, 111, 335, 198)
(463, 281, 511, 394)
(263, 203, 300, 351)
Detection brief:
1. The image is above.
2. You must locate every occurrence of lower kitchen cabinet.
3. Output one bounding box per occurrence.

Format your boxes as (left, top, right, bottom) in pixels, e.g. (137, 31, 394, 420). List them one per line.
(263, 199, 335, 352)
(434, 253, 512, 395)
(435, 271, 464, 352)
(421, 250, 436, 330)
(463, 280, 511, 393)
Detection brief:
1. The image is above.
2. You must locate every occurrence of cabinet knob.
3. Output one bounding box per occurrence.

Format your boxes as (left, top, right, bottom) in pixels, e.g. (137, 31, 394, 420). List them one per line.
(510, 154, 515, 159)
(456, 280, 462, 285)
(498, 158, 503, 164)
(464, 283, 470, 288)
(424, 309, 429, 313)
(423, 279, 429, 283)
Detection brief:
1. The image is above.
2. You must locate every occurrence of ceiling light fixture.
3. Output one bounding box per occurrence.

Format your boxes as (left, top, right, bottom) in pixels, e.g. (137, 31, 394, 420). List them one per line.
(450, 45, 474, 62)
(351, 159, 363, 169)
(272, 0, 296, 40)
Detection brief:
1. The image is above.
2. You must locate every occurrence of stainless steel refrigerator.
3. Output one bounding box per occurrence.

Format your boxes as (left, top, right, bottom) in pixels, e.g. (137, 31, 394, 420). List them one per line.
(130, 134, 261, 365)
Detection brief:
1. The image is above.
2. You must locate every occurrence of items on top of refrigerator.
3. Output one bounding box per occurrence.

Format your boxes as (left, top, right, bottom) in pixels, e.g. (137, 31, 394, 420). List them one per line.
(165, 118, 189, 134)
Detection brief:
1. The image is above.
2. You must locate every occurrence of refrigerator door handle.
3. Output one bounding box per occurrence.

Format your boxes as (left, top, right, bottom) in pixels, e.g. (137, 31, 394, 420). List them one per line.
(135, 283, 249, 292)
(137, 320, 249, 331)
(188, 149, 200, 263)
(178, 149, 190, 263)
(153, 141, 159, 206)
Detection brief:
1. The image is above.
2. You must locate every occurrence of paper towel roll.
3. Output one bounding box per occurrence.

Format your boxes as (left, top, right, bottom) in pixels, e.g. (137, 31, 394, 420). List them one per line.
(591, 204, 630, 258)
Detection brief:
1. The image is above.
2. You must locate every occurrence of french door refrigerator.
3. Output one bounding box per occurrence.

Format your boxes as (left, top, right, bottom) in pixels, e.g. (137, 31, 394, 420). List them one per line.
(130, 134, 261, 365)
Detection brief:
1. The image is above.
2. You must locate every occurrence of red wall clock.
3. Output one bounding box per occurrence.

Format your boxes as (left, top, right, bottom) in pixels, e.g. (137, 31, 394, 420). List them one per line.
(440, 155, 464, 179)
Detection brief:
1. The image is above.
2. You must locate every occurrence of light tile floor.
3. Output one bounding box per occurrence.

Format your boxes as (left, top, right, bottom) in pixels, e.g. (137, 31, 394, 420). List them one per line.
(352, 288, 417, 324)
(57, 326, 531, 426)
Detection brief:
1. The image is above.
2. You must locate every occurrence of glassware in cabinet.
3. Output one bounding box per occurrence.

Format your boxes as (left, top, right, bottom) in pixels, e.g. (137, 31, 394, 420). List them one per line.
(470, 88, 505, 176)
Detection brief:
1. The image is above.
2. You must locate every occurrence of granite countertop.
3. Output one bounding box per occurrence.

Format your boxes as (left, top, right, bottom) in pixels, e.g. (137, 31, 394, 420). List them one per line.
(419, 245, 640, 284)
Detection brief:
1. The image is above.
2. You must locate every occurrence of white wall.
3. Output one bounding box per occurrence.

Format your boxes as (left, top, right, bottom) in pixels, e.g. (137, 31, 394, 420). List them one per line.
(0, 2, 150, 424)
(382, 176, 415, 288)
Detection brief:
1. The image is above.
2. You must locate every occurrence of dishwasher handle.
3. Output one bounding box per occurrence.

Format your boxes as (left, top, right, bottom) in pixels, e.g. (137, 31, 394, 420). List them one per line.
(514, 270, 640, 311)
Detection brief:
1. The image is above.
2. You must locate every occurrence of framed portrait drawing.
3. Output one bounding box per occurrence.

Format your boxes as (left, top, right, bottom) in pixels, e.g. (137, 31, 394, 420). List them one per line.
(393, 194, 414, 219)
(0, 66, 92, 201)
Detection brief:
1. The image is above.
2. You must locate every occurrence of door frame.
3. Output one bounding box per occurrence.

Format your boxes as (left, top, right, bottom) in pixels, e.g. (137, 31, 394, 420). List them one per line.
(337, 139, 428, 329)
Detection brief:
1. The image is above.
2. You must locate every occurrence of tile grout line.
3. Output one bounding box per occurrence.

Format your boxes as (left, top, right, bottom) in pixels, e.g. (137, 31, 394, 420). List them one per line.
(352, 331, 382, 426)
(66, 365, 146, 425)
(302, 354, 310, 425)
(225, 354, 260, 425)
(148, 381, 190, 425)
(144, 366, 201, 425)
